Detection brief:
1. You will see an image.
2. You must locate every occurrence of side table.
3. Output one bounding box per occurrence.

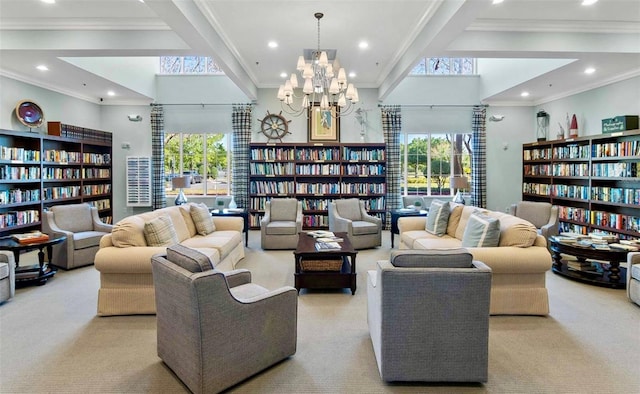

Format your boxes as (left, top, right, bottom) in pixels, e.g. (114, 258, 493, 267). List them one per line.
(390, 209, 428, 248)
(210, 208, 249, 246)
(0, 235, 66, 286)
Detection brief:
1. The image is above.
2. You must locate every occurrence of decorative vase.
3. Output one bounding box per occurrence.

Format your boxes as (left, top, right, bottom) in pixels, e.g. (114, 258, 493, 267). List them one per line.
(569, 114, 578, 138)
(228, 196, 237, 209)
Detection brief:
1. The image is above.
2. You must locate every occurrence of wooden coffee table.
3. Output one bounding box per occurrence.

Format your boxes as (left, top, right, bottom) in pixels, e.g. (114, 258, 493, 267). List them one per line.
(293, 232, 358, 295)
(0, 235, 66, 286)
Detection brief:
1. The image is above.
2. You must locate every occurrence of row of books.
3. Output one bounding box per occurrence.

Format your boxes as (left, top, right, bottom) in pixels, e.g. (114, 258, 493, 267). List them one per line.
(250, 162, 295, 176)
(295, 148, 340, 161)
(0, 146, 40, 162)
(1, 165, 40, 180)
(343, 164, 385, 176)
(250, 180, 295, 195)
(43, 150, 82, 163)
(43, 167, 80, 179)
(0, 188, 40, 205)
(56, 123, 112, 143)
(591, 187, 640, 205)
(0, 209, 39, 229)
(591, 162, 639, 178)
(341, 183, 386, 195)
(592, 141, 640, 158)
(343, 148, 385, 161)
(523, 148, 551, 161)
(250, 147, 296, 161)
(82, 168, 110, 179)
(83, 153, 111, 165)
(82, 184, 111, 195)
(552, 145, 590, 160)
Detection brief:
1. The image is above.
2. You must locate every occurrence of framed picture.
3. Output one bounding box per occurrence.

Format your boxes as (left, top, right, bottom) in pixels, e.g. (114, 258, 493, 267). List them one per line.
(308, 104, 340, 142)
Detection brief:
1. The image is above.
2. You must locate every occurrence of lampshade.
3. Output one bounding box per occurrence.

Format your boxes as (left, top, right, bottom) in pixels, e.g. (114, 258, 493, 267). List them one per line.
(172, 176, 190, 189)
(450, 176, 469, 190)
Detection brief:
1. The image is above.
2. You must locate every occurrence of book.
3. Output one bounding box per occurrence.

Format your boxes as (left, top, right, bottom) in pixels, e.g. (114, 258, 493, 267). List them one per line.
(609, 243, 639, 251)
(316, 236, 344, 243)
(315, 241, 341, 251)
(12, 231, 49, 244)
(307, 230, 335, 238)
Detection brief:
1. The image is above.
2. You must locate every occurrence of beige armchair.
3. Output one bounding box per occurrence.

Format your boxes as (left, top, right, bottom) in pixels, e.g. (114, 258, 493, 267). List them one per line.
(260, 198, 303, 250)
(0, 251, 15, 304)
(151, 245, 297, 393)
(510, 201, 559, 241)
(628, 252, 640, 307)
(42, 203, 113, 269)
(329, 198, 382, 249)
(367, 249, 492, 382)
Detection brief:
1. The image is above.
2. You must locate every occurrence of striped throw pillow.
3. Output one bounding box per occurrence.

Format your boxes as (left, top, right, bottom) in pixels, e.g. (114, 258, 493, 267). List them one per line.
(425, 199, 450, 236)
(461, 212, 500, 247)
(143, 215, 179, 247)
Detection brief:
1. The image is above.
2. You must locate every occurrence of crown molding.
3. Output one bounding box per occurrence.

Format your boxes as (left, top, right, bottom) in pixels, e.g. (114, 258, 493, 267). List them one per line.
(0, 69, 97, 103)
(0, 18, 169, 31)
(469, 19, 640, 34)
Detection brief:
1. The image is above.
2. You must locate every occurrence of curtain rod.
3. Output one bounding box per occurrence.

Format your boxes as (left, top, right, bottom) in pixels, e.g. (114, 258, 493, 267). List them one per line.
(150, 103, 252, 107)
(379, 104, 488, 108)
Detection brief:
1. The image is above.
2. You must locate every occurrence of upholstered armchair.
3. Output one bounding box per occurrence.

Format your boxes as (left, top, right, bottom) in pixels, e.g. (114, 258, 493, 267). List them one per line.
(0, 251, 15, 304)
(42, 203, 113, 269)
(260, 198, 303, 250)
(628, 252, 640, 307)
(328, 198, 382, 249)
(510, 201, 559, 242)
(367, 249, 492, 383)
(151, 245, 298, 394)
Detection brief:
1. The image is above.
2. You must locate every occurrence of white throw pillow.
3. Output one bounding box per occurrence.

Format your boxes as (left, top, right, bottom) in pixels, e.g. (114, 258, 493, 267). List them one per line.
(425, 200, 450, 236)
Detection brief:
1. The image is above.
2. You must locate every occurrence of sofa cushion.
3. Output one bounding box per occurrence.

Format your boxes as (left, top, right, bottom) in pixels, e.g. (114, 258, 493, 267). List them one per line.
(266, 221, 298, 235)
(166, 244, 213, 273)
(352, 221, 379, 235)
(181, 232, 242, 261)
(425, 200, 450, 236)
(144, 216, 179, 247)
(462, 212, 501, 247)
(413, 236, 464, 250)
(488, 211, 538, 248)
(270, 199, 298, 221)
(190, 203, 215, 235)
(447, 203, 464, 237)
(73, 231, 107, 250)
(51, 204, 93, 233)
(111, 215, 147, 247)
(335, 199, 362, 221)
(179, 204, 198, 237)
(390, 248, 473, 268)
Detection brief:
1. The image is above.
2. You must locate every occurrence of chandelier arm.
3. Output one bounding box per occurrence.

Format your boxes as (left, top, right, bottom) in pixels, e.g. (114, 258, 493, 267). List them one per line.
(280, 101, 308, 118)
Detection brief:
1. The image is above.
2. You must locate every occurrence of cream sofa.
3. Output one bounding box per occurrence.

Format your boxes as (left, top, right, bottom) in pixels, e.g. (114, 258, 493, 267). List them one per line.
(95, 203, 245, 316)
(398, 203, 551, 316)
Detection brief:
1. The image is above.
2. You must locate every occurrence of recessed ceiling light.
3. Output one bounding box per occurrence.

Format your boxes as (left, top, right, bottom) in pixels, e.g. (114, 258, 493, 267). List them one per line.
(40, 0, 55, 4)
(36, 65, 49, 71)
(348, 72, 356, 78)
(268, 41, 278, 49)
(584, 67, 596, 74)
(107, 91, 115, 97)
(358, 41, 368, 49)
(492, 0, 504, 4)
(582, 0, 598, 5)
(521, 91, 530, 97)
(280, 72, 287, 78)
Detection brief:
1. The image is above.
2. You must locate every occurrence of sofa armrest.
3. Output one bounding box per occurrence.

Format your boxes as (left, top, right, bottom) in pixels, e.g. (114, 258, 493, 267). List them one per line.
(212, 216, 243, 232)
(627, 252, 640, 300)
(224, 269, 252, 288)
(398, 216, 427, 232)
(99, 233, 114, 248)
(332, 213, 352, 233)
(95, 246, 167, 274)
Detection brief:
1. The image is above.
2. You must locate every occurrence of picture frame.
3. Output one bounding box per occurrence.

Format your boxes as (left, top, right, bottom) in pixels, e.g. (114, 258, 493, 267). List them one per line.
(308, 104, 340, 142)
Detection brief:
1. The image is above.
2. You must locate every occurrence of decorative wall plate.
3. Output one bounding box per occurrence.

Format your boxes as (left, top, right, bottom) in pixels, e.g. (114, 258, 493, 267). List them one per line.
(15, 100, 44, 128)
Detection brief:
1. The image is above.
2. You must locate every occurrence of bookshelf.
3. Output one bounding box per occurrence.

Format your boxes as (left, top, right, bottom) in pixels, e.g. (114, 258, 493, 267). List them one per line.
(522, 129, 640, 240)
(249, 142, 386, 229)
(0, 128, 113, 236)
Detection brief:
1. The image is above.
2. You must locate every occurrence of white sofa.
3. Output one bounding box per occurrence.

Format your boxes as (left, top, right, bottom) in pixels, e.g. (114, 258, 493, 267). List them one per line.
(398, 203, 552, 316)
(94, 203, 245, 316)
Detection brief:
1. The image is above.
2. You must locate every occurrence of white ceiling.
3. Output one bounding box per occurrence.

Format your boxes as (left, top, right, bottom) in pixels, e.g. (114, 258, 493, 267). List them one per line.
(0, 0, 638, 106)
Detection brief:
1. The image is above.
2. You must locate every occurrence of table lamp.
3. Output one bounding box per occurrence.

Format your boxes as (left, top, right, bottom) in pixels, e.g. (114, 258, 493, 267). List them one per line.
(171, 176, 190, 205)
(450, 176, 469, 205)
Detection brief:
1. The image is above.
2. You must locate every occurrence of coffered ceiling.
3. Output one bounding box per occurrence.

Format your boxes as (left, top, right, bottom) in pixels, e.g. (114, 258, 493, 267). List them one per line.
(0, 0, 638, 105)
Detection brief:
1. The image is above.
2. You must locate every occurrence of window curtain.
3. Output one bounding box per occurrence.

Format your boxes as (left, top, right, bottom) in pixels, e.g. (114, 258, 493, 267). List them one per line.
(471, 106, 487, 208)
(151, 104, 166, 210)
(231, 104, 253, 210)
(381, 105, 402, 229)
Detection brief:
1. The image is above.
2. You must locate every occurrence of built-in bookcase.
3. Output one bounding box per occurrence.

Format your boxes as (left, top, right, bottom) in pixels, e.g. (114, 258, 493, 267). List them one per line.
(0, 128, 113, 236)
(249, 142, 386, 229)
(522, 129, 640, 240)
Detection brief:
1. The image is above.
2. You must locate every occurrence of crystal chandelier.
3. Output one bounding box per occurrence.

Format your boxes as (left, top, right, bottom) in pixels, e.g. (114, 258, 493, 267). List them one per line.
(277, 12, 359, 117)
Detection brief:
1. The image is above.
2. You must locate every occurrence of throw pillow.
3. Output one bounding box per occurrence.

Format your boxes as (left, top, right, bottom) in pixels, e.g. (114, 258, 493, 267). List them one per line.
(461, 212, 501, 247)
(425, 199, 450, 236)
(143, 215, 179, 247)
(190, 203, 215, 235)
(166, 244, 213, 273)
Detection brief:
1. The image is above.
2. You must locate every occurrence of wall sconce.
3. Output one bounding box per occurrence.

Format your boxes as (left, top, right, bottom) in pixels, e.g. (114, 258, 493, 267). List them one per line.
(489, 115, 505, 122)
(128, 114, 142, 122)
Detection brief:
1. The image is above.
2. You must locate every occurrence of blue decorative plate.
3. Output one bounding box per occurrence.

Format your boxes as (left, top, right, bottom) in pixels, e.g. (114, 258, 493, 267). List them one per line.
(15, 100, 44, 127)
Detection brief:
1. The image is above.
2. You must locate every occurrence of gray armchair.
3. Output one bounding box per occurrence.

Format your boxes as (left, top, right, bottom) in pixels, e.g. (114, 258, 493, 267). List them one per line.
(151, 245, 297, 394)
(367, 249, 492, 383)
(260, 198, 303, 250)
(42, 203, 113, 269)
(0, 251, 15, 304)
(628, 252, 640, 307)
(510, 201, 559, 242)
(329, 198, 382, 249)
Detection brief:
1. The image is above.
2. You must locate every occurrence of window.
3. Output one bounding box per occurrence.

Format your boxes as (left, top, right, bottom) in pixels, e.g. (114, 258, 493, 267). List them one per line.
(401, 133, 472, 196)
(164, 133, 232, 197)
(410, 58, 476, 75)
(159, 56, 224, 74)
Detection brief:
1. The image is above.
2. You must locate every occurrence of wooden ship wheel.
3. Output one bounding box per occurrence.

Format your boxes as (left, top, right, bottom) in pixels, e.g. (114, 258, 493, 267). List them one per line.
(259, 111, 291, 142)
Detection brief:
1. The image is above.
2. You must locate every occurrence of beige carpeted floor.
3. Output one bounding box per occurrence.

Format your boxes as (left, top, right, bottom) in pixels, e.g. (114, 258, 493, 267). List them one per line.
(1, 230, 639, 393)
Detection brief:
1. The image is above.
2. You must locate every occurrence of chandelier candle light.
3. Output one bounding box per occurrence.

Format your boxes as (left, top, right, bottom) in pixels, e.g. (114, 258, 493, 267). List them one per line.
(277, 12, 359, 117)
